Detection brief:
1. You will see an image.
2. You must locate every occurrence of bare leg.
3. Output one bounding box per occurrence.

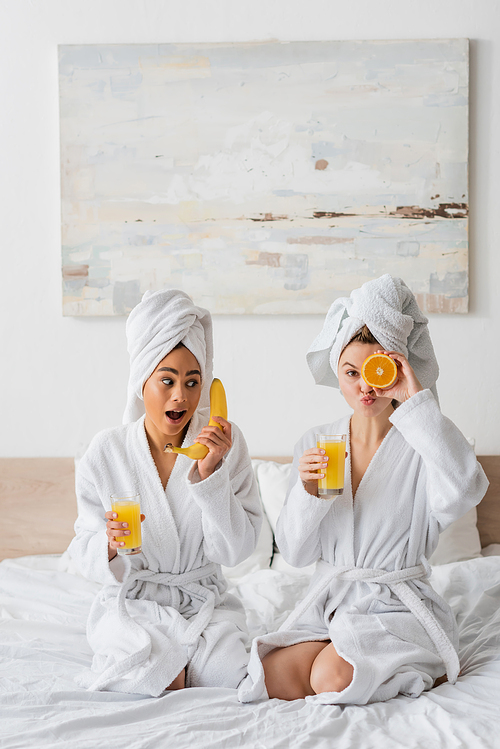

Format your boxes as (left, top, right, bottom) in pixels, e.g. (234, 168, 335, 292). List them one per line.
(434, 666, 464, 687)
(433, 673, 448, 687)
(309, 642, 353, 695)
(165, 668, 186, 691)
(262, 641, 329, 700)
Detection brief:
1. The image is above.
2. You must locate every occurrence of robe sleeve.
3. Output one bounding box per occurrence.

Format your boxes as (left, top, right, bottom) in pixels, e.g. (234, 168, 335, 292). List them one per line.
(187, 423, 262, 567)
(275, 434, 334, 567)
(67, 449, 125, 586)
(389, 389, 489, 530)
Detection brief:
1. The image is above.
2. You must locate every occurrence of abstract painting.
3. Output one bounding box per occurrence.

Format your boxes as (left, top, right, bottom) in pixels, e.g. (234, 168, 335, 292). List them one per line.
(59, 40, 469, 315)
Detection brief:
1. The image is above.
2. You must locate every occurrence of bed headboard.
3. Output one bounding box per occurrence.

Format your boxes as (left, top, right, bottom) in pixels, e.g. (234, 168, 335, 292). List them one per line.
(0, 458, 76, 560)
(1, 456, 499, 560)
(476, 457, 500, 548)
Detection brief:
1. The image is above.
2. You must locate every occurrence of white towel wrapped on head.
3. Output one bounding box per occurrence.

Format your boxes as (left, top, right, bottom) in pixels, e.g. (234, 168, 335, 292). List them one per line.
(306, 274, 439, 395)
(123, 288, 213, 424)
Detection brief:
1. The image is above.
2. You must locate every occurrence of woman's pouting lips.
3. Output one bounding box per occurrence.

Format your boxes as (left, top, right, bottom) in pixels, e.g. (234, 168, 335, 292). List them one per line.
(360, 397, 376, 405)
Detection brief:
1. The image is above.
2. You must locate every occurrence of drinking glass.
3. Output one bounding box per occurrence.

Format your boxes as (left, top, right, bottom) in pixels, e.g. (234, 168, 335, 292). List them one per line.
(110, 491, 142, 555)
(316, 435, 347, 498)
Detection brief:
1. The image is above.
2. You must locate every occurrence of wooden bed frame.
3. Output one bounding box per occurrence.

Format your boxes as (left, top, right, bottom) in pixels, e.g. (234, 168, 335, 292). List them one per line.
(0, 456, 499, 561)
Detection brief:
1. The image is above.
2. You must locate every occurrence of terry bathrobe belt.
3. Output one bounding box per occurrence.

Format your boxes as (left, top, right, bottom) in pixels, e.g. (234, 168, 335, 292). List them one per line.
(279, 559, 460, 683)
(87, 562, 219, 691)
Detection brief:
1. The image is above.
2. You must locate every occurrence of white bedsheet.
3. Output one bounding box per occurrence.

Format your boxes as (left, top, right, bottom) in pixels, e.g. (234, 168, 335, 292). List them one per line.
(1, 553, 500, 748)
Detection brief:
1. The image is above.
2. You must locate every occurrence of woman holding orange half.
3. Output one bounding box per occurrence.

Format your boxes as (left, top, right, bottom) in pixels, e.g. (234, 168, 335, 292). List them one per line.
(239, 274, 488, 707)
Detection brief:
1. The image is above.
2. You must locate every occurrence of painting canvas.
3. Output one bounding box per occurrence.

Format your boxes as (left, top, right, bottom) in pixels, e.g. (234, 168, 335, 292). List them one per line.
(59, 39, 469, 315)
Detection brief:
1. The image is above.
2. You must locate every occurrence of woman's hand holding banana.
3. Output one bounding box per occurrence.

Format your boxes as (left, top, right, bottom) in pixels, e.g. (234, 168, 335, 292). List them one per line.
(195, 417, 232, 480)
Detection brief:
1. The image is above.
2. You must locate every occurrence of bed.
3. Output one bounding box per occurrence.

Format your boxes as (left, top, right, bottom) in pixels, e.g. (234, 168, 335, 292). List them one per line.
(1, 455, 500, 748)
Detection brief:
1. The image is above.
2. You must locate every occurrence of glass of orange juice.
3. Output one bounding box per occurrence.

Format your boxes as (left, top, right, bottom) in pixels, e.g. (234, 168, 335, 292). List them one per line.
(110, 492, 142, 555)
(316, 435, 347, 498)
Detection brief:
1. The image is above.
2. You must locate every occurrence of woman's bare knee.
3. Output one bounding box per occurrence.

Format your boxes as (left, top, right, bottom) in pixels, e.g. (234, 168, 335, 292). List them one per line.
(309, 644, 354, 695)
(262, 647, 310, 700)
(263, 642, 328, 701)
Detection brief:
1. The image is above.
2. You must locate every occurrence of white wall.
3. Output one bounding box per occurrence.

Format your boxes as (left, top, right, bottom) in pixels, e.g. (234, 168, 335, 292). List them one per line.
(0, 0, 499, 458)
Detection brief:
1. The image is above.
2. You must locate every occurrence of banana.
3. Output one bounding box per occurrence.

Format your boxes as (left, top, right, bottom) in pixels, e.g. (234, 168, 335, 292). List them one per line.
(163, 378, 227, 460)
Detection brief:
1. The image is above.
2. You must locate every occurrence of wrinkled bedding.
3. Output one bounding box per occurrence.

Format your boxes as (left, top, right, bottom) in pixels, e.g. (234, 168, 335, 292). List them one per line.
(1, 553, 500, 748)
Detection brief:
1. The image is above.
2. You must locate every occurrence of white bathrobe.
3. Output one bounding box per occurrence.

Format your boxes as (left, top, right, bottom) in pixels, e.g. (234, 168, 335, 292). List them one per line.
(239, 390, 489, 705)
(68, 408, 262, 697)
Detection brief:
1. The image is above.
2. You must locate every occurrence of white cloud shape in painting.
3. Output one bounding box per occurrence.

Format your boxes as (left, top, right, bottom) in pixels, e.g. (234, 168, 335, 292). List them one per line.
(158, 111, 389, 205)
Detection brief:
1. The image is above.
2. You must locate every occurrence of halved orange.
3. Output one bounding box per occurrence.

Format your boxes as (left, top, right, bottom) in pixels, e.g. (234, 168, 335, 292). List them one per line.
(361, 353, 398, 389)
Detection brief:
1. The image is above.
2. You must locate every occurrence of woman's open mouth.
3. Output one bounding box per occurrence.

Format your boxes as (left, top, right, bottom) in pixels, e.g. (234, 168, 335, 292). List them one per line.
(165, 410, 187, 425)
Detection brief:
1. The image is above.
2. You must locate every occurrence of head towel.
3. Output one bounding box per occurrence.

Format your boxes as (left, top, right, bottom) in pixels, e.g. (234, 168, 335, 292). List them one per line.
(123, 288, 213, 424)
(306, 274, 439, 395)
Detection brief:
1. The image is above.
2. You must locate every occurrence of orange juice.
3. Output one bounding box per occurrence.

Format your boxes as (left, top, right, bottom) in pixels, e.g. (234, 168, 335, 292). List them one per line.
(316, 435, 346, 498)
(111, 494, 142, 555)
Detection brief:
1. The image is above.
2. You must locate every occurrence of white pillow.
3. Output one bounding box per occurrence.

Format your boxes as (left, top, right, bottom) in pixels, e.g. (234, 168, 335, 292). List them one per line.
(428, 507, 482, 565)
(254, 461, 292, 533)
(221, 461, 274, 580)
(253, 460, 482, 567)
